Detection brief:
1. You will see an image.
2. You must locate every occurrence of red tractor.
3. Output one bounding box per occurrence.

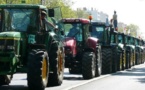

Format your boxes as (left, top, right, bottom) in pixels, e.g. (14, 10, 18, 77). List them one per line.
(62, 18, 102, 79)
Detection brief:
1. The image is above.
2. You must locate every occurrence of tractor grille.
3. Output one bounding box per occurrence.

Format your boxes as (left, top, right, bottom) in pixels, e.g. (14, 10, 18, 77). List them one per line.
(0, 39, 15, 52)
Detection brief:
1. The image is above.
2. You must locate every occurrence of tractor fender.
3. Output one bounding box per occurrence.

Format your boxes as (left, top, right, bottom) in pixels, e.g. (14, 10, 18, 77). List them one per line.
(64, 37, 77, 56)
(86, 37, 99, 52)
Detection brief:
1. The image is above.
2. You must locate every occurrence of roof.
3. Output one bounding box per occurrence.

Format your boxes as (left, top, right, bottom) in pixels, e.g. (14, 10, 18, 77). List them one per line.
(0, 4, 47, 9)
(62, 18, 90, 24)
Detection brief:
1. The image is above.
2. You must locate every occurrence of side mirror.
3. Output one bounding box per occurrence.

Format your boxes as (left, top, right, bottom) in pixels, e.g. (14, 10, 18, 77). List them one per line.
(54, 25, 59, 32)
(48, 9, 54, 17)
(89, 26, 92, 32)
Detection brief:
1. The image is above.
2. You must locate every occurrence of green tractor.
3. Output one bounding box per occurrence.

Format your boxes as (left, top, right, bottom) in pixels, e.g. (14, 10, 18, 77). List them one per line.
(125, 35, 136, 68)
(140, 39, 145, 63)
(134, 37, 142, 65)
(90, 21, 119, 74)
(0, 4, 65, 90)
(135, 38, 145, 64)
(117, 33, 130, 70)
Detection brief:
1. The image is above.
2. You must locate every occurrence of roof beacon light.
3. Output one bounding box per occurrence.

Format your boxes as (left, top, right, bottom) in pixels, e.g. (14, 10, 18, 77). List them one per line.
(88, 15, 92, 20)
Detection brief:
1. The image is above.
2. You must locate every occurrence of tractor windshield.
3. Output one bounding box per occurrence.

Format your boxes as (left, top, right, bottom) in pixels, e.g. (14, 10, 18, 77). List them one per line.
(90, 26, 103, 40)
(135, 39, 139, 45)
(3, 9, 37, 32)
(130, 37, 134, 45)
(118, 34, 123, 43)
(64, 23, 82, 41)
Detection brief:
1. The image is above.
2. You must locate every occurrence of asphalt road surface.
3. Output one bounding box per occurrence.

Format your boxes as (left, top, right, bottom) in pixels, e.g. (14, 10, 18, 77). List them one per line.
(0, 63, 145, 90)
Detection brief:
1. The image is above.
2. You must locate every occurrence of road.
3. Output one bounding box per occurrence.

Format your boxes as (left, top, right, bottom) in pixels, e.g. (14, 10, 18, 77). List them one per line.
(0, 63, 145, 90)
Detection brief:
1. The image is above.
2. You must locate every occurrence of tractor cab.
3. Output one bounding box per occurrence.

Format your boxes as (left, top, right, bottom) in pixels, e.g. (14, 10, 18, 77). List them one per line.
(125, 35, 136, 67)
(62, 18, 91, 59)
(89, 22, 105, 41)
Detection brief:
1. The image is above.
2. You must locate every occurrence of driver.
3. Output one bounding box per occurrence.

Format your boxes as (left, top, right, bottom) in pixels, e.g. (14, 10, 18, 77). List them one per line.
(67, 24, 79, 37)
(41, 10, 55, 31)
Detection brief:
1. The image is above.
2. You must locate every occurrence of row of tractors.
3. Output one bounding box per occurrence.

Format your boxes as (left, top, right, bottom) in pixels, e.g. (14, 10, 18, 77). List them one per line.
(62, 18, 145, 79)
(0, 4, 144, 90)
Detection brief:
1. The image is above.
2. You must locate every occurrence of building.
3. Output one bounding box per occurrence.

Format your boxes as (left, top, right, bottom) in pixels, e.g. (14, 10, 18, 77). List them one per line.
(85, 7, 108, 22)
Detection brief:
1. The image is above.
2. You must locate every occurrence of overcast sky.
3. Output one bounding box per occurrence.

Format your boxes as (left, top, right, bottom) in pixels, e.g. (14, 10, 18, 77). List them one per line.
(71, 0, 145, 37)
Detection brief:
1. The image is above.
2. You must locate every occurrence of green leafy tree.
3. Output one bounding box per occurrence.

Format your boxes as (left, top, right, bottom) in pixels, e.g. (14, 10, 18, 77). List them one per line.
(118, 27, 123, 33)
(0, 0, 79, 18)
(45, 0, 77, 18)
(126, 24, 139, 37)
(75, 9, 90, 18)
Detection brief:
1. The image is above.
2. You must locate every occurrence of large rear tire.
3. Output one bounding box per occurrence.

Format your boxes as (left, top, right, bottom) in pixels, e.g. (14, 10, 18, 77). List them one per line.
(82, 52, 96, 79)
(48, 47, 64, 86)
(135, 52, 139, 65)
(95, 47, 102, 77)
(27, 50, 49, 90)
(125, 51, 129, 69)
(102, 48, 112, 74)
(112, 48, 117, 73)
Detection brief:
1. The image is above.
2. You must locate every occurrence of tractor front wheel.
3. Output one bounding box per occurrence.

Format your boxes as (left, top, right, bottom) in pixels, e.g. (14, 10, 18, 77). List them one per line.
(95, 47, 102, 77)
(82, 52, 96, 79)
(48, 47, 65, 86)
(27, 50, 49, 90)
(102, 48, 112, 74)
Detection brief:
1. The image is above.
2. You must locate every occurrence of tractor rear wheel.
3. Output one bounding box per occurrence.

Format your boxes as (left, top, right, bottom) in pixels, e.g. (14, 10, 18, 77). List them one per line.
(119, 53, 124, 70)
(112, 48, 117, 73)
(95, 47, 102, 77)
(102, 48, 112, 74)
(27, 50, 49, 90)
(125, 52, 129, 69)
(82, 52, 96, 79)
(48, 47, 64, 86)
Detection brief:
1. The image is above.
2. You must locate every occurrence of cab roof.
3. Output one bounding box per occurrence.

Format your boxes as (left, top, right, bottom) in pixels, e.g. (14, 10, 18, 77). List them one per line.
(91, 21, 106, 26)
(62, 18, 90, 24)
(0, 4, 47, 9)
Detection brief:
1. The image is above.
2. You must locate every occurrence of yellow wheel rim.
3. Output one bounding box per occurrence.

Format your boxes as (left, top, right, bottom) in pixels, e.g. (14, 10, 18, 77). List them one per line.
(120, 54, 122, 69)
(42, 58, 47, 81)
(123, 51, 126, 67)
(58, 50, 63, 74)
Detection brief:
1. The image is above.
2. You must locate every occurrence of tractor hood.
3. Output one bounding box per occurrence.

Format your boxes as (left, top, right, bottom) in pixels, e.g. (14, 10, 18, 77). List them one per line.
(64, 37, 76, 47)
(87, 37, 99, 49)
(64, 37, 77, 55)
(127, 45, 135, 49)
(0, 32, 21, 40)
(118, 43, 124, 49)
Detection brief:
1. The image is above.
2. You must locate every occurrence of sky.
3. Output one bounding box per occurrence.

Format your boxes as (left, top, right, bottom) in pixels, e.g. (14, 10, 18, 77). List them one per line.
(71, 0, 145, 38)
